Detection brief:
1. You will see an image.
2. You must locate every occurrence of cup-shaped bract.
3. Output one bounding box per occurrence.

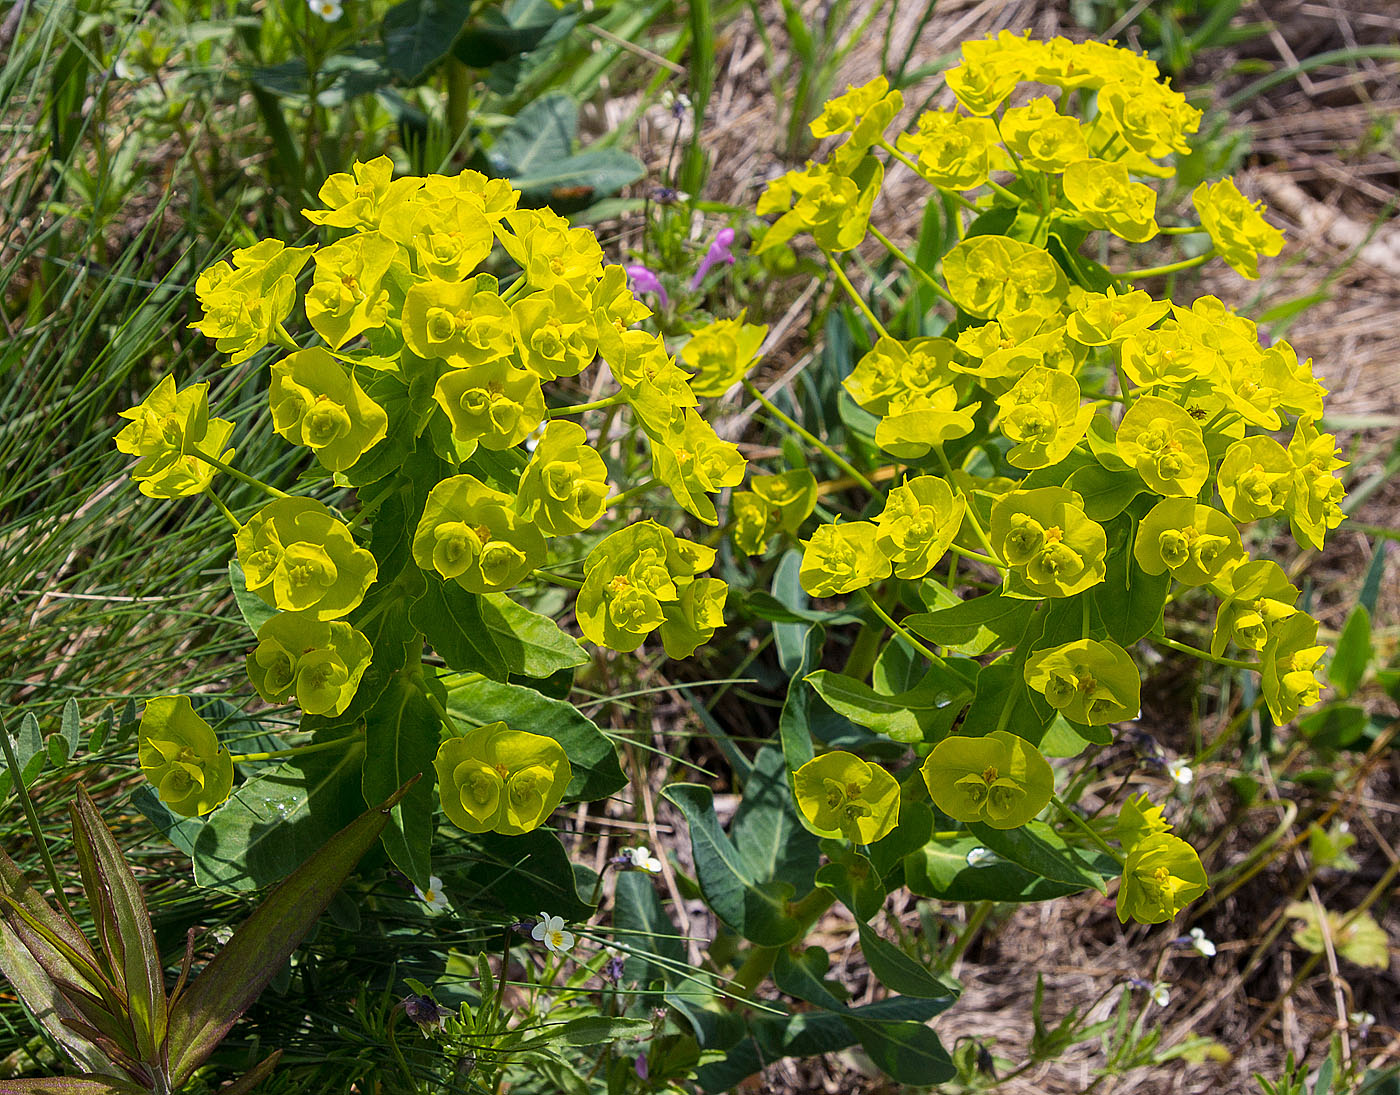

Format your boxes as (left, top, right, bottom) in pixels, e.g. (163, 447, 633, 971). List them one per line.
(1286, 416, 1347, 551)
(1133, 498, 1243, 588)
(1066, 287, 1169, 347)
(1192, 177, 1285, 280)
(942, 236, 1068, 320)
(793, 751, 900, 844)
(648, 407, 746, 526)
(895, 110, 1004, 190)
(402, 275, 515, 368)
(921, 730, 1054, 830)
(236, 497, 378, 620)
(755, 158, 883, 255)
(1210, 559, 1299, 657)
(874, 475, 966, 579)
(659, 574, 729, 659)
(577, 521, 714, 652)
(1063, 158, 1158, 243)
(270, 348, 389, 472)
(1113, 792, 1172, 853)
(512, 281, 598, 381)
(303, 155, 423, 231)
(1115, 833, 1208, 924)
(1024, 639, 1140, 726)
(800, 521, 891, 597)
(498, 207, 605, 290)
(990, 487, 1107, 599)
(190, 239, 315, 365)
(1218, 435, 1294, 522)
(874, 387, 976, 460)
(844, 336, 958, 416)
(433, 359, 545, 452)
(1261, 611, 1327, 724)
(138, 696, 234, 817)
(515, 420, 610, 537)
(114, 375, 236, 498)
(1000, 96, 1089, 173)
(1115, 395, 1209, 498)
(730, 469, 819, 556)
(305, 231, 398, 350)
(434, 722, 571, 836)
(412, 474, 546, 594)
(996, 367, 1094, 470)
(809, 75, 904, 151)
(681, 314, 768, 397)
(246, 612, 372, 716)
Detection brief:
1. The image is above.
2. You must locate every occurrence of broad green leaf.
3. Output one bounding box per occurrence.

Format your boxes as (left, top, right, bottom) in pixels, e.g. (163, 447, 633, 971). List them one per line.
(904, 591, 1033, 651)
(962, 661, 1047, 745)
(1063, 463, 1147, 521)
(247, 50, 391, 106)
(192, 741, 366, 891)
(613, 869, 688, 995)
(440, 673, 624, 801)
(741, 590, 863, 626)
(968, 820, 1108, 893)
(662, 783, 804, 946)
(363, 675, 439, 891)
(1285, 902, 1391, 969)
(381, 0, 474, 83)
(59, 698, 81, 757)
(228, 560, 276, 636)
(805, 666, 972, 743)
(814, 852, 884, 922)
(867, 800, 933, 881)
(0, 1079, 151, 1093)
(904, 834, 1112, 902)
(167, 783, 410, 1084)
(70, 789, 167, 1065)
(0, 712, 47, 800)
(731, 747, 820, 895)
(856, 921, 959, 999)
(777, 625, 820, 771)
(1093, 534, 1168, 647)
(130, 786, 203, 858)
(533, 1016, 653, 1047)
(452, 828, 597, 920)
(453, 0, 581, 66)
(1086, 414, 1131, 471)
(412, 578, 508, 680)
(1329, 605, 1372, 698)
(487, 92, 643, 200)
(1299, 703, 1368, 750)
(481, 592, 589, 679)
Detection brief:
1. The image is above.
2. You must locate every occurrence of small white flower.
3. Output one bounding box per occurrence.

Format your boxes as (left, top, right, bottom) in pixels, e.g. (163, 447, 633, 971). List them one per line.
(626, 846, 663, 873)
(1167, 759, 1193, 786)
(965, 847, 996, 868)
(308, 0, 343, 21)
(1150, 982, 1171, 1007)
(414, 875, 450, 913)
(1188, 927, 1216, 957)
(532, 911, 575, 955)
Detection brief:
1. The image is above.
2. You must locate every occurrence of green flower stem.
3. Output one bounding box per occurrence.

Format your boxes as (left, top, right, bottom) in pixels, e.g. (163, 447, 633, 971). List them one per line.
(230, 732, 362, 764)
(533, 569, 583, 590)
(0, 721, 74, 920)
(859, 586, 942, 666)
(605, 477, 661, 511)
(192, 448, 293, 501)
(742, 380, 876, 493)
(822, 250, 891, 342)
(865, 223, 957, 307)
(203, 485, 242, 531)
(985, 177, 1023, 206)
(942, 900, 992, 968)
(729, 888, 836, 999)
(1155, 634, 1256, 671)
(500, 274, 529, 303)
(877, 136, 925, 179)
(1158, 225, 1205, 235)
(934, 445, 1003, 564)
(1051, 793, 1125, 867)
(1119, 250, 1214, 281)
(949, 543, 1006, 572)
(547, 393, 627, 418)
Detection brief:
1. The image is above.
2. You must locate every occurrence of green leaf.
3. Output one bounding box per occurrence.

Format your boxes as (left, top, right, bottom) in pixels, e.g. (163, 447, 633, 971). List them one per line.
(452, 0, 581, 66)
(613, 869, 688, 995)
(362, 675, 439, 891)
(69, 788, 167, 1065)
(968, 820, 1108, 893)
(247, 50, 392, 106)
(228, 560, 276, 636)
(814, 852, 884, 922)
(856, 921, 959, 1000)
(0, 1079, 151, 1094)
(0, 713, 47, 800)
(867, 800, 933, 881)
(904, 834, 1110, 903)
(731, 748, 820, 895)
(452, 828, 597, 921)
(166, 783, 411, 1085)
(662, 783, 804, 946)
(192, 741, 367, 891)
(1093, 532, 1168, 647)
(1329, 606, 1372, 699)
(1063, 463, 1147, 521)
(805, 666, 972, 744)
(129, 786, 203, 858)
(440, 673, 624, 801)
(481, 592, 589, 679)
(536, 1016, 654, 1047)
(904, 591, 1033, 652)
(487, 92, 643, 200)
(962, 661, 1047, 745)
(1086, 414, 1131, 471)
(777, 625, 820, 771)
(381, 0, 475, 83)
(412, 578, 508, 680)
(59, 698, 81, 758)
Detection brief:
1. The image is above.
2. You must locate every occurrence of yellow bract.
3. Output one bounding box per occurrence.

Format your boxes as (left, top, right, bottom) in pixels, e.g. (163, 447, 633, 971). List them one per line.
(793, 751, 900, 844)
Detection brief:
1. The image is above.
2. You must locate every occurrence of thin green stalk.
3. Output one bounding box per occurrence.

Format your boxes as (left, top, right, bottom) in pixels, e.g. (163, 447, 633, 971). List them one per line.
(203, 485, 241, 531)
(1155, 634, 1255, 671)
(193, 448, 292, 500)
(865, 223, 956, 306)
(1120, 251, 1214, 280)
(859, 586, 942, 665)
(941, 900, 992, 967)
(1051, 793, 1125, 867)
(547, 393, 627, 418)
(742, 380, 875, 492)
(0, 722, 74, 919)
(533, 569, 583, 590)
(823, 250, 891, 341)
(605, 477, 661, 511)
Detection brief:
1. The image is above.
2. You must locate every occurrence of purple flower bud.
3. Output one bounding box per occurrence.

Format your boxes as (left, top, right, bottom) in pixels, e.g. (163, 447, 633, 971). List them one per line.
(624, 263, 668, 308)
(398, 993, 450, 1032)
(634, 1054, 650, 1080)
(691, 227, 737, 290)
(604, 954, 626, 982)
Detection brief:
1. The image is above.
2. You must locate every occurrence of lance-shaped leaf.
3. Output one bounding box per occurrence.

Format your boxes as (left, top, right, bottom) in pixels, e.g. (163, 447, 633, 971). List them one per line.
(165, 779, 415, 1085)
(69, 787, 168, 1072)
(0, 1076, 151, 1093)
(212, 1049, 283, 1095)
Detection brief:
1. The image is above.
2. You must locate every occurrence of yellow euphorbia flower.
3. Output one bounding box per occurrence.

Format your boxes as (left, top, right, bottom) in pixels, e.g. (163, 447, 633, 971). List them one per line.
(1116, 833, 1208, 924)
(434, 722, 571, 836)
(921, 730, 1054, 829)
(114, 375, 236, 499)
(793, 751, 900, 844)
(138, 696, 234, 817)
